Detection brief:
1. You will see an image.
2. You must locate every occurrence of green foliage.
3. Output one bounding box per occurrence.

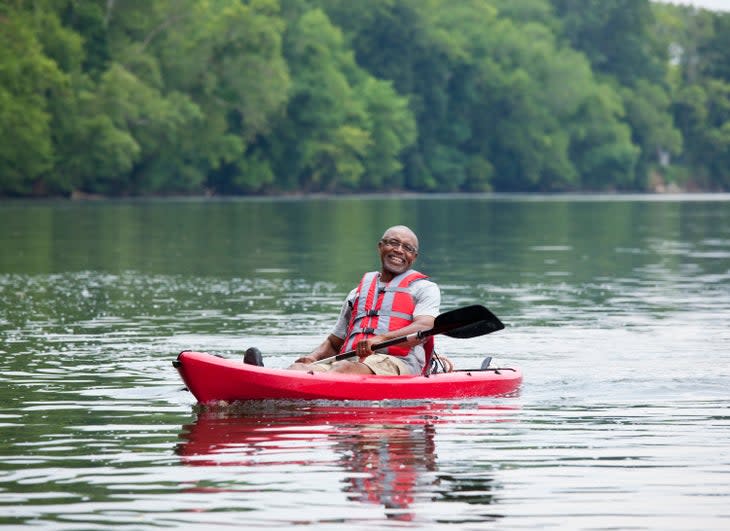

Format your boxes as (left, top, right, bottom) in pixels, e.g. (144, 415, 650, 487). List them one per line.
(569, 83, 639, 189)
(675, 78, 730, 188)
(697, 11, 730, 83)
(356, 78, 416, 190)
(551, 0, 664, 85)
(658, 6, 730, 189)
(1, 0, 730, 196)
(269, 8, 370, 191)
(0, 8, 67, 196)
(255, 4, 418, 193)
(620, 80, 682, 185)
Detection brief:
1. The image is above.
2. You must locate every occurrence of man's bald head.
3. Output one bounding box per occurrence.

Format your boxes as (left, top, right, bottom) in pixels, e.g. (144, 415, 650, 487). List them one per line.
(381, 225, 419, 252)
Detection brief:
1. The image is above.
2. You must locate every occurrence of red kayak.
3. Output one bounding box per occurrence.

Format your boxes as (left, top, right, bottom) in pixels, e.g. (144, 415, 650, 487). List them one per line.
(174, 350, 522, 403)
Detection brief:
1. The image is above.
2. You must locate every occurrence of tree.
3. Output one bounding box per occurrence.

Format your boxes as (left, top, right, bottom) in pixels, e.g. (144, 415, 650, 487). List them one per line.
(260, 4, 416, 192)
(0, 7, 66, 195)
(569, 84, 639, 190)
(355, 77, 416, 189)
(550, 0, 664, 86)
(620, 80, 682, 186)
(674, 79, 730, 188)
(697, 12, 730, 83)
(659, 5, 730, 189)
(161, 0, 291, 194)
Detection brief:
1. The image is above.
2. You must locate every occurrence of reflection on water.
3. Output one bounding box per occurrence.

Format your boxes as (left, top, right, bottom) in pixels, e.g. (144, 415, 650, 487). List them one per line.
(176, 402, 515, 522)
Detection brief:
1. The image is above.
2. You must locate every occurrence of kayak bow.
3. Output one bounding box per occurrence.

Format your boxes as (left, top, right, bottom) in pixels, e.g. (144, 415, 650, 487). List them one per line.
(174, 351, 522, 403)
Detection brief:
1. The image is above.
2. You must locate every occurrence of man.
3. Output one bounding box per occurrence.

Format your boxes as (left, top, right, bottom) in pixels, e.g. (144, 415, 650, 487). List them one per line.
(289, 225, 440, 375)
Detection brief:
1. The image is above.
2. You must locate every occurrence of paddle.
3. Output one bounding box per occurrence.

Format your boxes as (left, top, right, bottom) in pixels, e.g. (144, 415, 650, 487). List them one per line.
(314, 304, 504, 365)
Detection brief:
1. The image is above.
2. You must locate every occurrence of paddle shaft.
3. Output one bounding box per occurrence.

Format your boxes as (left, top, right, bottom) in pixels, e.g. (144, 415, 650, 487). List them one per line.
(312, 304, 503, 366)
(314, 329, 427, 365)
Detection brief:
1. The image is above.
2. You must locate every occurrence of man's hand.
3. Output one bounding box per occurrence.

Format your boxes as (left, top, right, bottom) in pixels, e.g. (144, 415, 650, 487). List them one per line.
(297, 334, 344, 364)
(355, 336, 385, 359)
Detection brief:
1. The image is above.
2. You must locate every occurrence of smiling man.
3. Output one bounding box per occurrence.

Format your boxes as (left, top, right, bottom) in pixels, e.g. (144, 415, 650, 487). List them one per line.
(288, 225, 441, 375)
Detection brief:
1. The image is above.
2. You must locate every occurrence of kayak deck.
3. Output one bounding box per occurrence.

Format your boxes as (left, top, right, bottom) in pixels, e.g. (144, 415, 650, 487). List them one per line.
(174, 351, 522, 403)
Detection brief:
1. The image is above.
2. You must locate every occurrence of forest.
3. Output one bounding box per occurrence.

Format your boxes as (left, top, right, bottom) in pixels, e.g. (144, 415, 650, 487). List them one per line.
(1, 0, 729, 197)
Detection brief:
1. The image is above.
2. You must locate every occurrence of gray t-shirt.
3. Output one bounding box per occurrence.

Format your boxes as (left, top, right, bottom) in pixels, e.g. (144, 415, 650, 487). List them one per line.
(331, 277, 441, 374)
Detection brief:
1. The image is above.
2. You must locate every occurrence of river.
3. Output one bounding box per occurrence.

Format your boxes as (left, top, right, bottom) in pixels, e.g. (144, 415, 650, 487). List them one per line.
(1, 195, 728, 529)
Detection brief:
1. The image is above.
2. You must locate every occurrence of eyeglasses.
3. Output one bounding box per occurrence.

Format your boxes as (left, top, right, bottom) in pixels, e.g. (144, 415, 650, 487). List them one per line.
(380, 238, 418, 254)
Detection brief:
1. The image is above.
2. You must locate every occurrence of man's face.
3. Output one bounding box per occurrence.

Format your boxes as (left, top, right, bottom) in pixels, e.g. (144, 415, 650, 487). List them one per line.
(378, 229, 418, 278)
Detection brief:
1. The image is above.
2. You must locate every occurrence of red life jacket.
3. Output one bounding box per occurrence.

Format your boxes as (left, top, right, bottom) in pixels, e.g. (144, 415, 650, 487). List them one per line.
(341, 270, 434, 365)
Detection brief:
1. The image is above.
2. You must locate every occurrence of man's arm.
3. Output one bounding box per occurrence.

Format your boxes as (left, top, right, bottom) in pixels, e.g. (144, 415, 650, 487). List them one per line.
(294, 334, 344, 364)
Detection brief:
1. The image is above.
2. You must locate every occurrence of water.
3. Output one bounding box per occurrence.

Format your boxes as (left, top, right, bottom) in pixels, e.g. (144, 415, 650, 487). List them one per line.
(1, 195, 729, 529)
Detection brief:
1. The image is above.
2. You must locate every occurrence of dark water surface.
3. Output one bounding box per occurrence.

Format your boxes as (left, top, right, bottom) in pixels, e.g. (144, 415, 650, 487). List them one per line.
(1, 195, 729, 529)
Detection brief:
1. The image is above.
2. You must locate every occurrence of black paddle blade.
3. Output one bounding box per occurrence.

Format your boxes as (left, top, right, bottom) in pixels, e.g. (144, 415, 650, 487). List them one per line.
(434, 304, 505, 339)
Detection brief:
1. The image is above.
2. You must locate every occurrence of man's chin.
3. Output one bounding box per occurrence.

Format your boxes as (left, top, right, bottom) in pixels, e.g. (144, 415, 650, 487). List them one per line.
(383, 264, 408, 276)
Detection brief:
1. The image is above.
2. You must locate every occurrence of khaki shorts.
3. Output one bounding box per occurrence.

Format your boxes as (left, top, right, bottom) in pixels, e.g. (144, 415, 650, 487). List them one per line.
(306, 354, 411, 375)
(362, 353, 412, 375)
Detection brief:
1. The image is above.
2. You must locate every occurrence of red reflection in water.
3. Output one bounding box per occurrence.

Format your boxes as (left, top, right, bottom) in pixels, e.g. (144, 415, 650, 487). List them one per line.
(176, 402, 517, 520)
